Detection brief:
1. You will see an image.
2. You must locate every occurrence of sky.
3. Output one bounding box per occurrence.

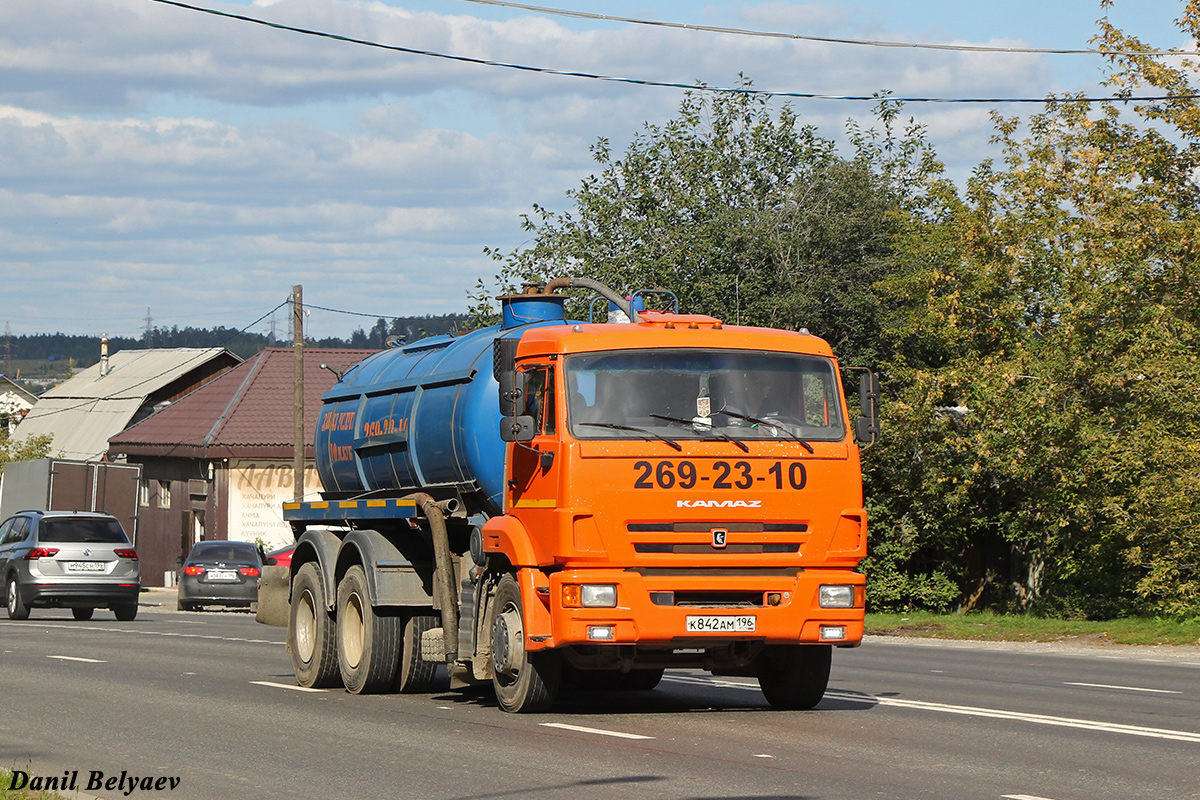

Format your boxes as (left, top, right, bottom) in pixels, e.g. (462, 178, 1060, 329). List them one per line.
(1, 0, 1194, 341)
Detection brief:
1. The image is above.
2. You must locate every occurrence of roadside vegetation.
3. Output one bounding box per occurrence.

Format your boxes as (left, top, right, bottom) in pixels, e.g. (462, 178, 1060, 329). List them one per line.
(476, 3, 1200, 622)
(866, 613, 1200, 646)
(0, 768, 69, 800)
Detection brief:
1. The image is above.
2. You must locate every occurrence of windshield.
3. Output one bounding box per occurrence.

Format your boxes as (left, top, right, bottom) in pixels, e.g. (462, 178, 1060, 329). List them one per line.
(566, 349, 846, 443)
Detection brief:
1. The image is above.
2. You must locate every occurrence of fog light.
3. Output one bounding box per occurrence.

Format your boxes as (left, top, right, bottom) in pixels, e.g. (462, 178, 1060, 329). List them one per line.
(820, 625, 846, 641)
(587, 626, 615, 640)
(819, 585, 855, 608)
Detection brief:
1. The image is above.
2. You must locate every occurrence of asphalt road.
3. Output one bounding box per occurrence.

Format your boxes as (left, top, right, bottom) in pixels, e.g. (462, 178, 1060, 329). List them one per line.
(1, 590, 1198, 800)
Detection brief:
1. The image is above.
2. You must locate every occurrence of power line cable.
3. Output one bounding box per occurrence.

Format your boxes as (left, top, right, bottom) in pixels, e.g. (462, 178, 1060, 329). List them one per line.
(304, 303, 409, 321)
(146, 0, 1200, 104)
(460, 0, 1199, 57)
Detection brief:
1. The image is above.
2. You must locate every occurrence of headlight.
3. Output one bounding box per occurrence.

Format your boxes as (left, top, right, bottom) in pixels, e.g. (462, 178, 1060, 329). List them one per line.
(562, 584, 618, 608)
(819, 584, 855, 608)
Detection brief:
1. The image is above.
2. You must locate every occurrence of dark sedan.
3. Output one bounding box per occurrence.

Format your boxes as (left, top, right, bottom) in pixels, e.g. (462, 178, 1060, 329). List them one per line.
(177, 541, 262, 611)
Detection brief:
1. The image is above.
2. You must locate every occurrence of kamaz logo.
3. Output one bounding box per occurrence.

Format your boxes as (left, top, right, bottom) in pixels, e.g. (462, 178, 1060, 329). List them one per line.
(676, 499, 762, 508)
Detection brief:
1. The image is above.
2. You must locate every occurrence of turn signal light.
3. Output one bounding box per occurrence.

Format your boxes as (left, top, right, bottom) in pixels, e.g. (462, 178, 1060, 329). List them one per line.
(182, 565, 205, 576)
(239, 567, 261, 577)
(25, 548, 59, 559)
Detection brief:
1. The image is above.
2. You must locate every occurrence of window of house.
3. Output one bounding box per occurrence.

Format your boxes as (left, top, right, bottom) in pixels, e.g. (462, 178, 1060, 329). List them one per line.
(158, 480, 172, 508)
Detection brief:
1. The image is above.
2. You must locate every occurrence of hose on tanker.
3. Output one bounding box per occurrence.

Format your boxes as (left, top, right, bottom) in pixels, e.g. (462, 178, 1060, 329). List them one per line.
(544, 276, 642, 323)
(404, 492, 458, 662)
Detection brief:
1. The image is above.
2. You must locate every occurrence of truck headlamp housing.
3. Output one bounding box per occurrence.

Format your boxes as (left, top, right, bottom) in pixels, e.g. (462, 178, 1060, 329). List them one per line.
(563, 584, 617, 608)
(818, 585, 855, 608)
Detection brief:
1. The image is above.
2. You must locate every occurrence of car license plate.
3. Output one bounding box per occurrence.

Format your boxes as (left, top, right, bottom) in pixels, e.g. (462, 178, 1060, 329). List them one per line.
(67, 561, 105, 572)
(685, 615, 756, 633)
(206, 570, 237, 582)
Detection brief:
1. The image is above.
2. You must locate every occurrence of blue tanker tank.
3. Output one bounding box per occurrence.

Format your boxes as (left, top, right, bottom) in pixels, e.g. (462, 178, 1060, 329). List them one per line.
(313, 293, 568, 517)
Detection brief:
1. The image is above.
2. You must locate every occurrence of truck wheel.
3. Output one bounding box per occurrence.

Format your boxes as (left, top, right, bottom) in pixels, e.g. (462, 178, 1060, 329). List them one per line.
(490, 574, 560, 713)
(336, 565, 401, 694)
(756, 644, 831, 710)
(6, 576, 30, 620)
(620, 668, 665, 691)
(291, 562, 341, 688)
(394, 613, 439, 693)
(72, 607, 94, 621)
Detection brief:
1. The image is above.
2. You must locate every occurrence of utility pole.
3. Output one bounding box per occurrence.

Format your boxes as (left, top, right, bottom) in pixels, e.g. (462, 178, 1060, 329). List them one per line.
(292, 285, 305, 503)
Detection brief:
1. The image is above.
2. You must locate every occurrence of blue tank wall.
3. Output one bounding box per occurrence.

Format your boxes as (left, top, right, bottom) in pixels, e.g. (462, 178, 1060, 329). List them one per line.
(314, 297, 567, 517)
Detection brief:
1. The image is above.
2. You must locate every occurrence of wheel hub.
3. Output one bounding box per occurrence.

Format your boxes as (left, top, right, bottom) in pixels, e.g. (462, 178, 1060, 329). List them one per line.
(491, 608, 524, 677)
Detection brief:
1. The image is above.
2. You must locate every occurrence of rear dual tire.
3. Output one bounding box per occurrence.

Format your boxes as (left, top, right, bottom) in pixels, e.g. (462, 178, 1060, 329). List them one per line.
(291, 562, 341, 688)
(336, 566, 402, 694)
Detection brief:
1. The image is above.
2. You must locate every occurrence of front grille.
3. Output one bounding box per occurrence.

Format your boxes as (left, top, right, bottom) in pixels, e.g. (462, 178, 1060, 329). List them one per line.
(634, 543, 799, 554)
(628, 522, 808, 533)
(650, 591, 765, 608)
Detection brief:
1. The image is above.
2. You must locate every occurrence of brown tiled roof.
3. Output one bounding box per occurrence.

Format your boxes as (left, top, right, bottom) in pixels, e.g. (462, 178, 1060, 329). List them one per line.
(108, 348, 376, 459)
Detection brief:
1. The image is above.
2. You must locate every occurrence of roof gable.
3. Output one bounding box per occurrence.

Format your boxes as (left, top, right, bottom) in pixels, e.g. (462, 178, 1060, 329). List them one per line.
(109, 348, 376, 459)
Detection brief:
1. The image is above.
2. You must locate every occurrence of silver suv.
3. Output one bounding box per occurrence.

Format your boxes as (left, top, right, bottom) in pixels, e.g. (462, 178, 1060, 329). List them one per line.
(0, 510, 142, 621)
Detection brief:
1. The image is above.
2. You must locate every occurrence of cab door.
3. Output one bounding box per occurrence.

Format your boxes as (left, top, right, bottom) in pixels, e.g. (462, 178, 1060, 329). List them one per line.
(508, 364, 562, 536)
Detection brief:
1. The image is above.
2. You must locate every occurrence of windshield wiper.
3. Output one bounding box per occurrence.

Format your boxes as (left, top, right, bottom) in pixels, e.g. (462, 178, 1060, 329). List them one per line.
(580, 422, 682, 451)
(649, 413, 749, 453)
(718, 409, 815, 453)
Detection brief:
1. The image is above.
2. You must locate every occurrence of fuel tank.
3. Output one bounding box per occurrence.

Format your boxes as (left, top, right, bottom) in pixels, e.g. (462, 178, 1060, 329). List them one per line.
(314, 293, 567, 516)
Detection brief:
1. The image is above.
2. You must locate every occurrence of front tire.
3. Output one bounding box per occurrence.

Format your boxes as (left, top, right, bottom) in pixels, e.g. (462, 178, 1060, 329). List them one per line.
(291, 562, 341, 688)
(336, 565, 401, 694)
(6, 577, 29, 620)
(756, 644, 831, 710)
(490, 574, 560, 713)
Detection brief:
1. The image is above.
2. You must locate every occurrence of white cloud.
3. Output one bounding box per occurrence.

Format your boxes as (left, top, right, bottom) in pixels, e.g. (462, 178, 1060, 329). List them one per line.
(1, 0, 1158, 336)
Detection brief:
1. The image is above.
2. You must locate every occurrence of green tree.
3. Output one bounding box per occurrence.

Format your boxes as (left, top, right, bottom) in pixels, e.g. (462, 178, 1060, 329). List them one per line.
(873, 3, 1200, 616)
(477, 81, 935, 370)
(0, 430, 53, 475)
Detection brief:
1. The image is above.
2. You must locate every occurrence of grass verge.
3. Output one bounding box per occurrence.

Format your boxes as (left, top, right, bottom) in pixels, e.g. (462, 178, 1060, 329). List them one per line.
(1, 768, 72, 800)
(865, 611, 1200, 646)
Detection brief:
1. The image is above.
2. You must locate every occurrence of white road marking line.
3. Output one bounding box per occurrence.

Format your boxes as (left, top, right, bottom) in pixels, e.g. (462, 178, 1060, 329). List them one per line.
(752, 754, 775, 758)
(1065, 681, 1182, 694)
(824, 691, 1200, 743)
(539, 722, 654, 740)
(250, 680, 325, 693)
(48, 655, 106, 663)
(1003, 794, 1060, 800)
(664, 676, 1200, 743)
(0, 620, 279, 645)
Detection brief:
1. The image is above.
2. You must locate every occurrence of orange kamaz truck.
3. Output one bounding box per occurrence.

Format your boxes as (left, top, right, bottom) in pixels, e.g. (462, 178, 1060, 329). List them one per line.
(260, 277, 878, 712)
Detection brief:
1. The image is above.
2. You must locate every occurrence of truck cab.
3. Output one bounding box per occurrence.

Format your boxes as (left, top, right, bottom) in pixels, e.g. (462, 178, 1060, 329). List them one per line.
(484, 308, 870, 710)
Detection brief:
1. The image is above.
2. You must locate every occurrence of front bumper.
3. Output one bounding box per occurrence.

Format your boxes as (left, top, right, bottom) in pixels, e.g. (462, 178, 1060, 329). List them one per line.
(541, 567, 864, 648)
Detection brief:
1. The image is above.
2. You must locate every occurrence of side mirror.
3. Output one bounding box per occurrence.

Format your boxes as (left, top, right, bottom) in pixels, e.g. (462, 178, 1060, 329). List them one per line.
(499, 370, 528, 417)
(500, 415, 537, 442)
(264, 557, 278, 567)
(854, 371, 880, 446)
